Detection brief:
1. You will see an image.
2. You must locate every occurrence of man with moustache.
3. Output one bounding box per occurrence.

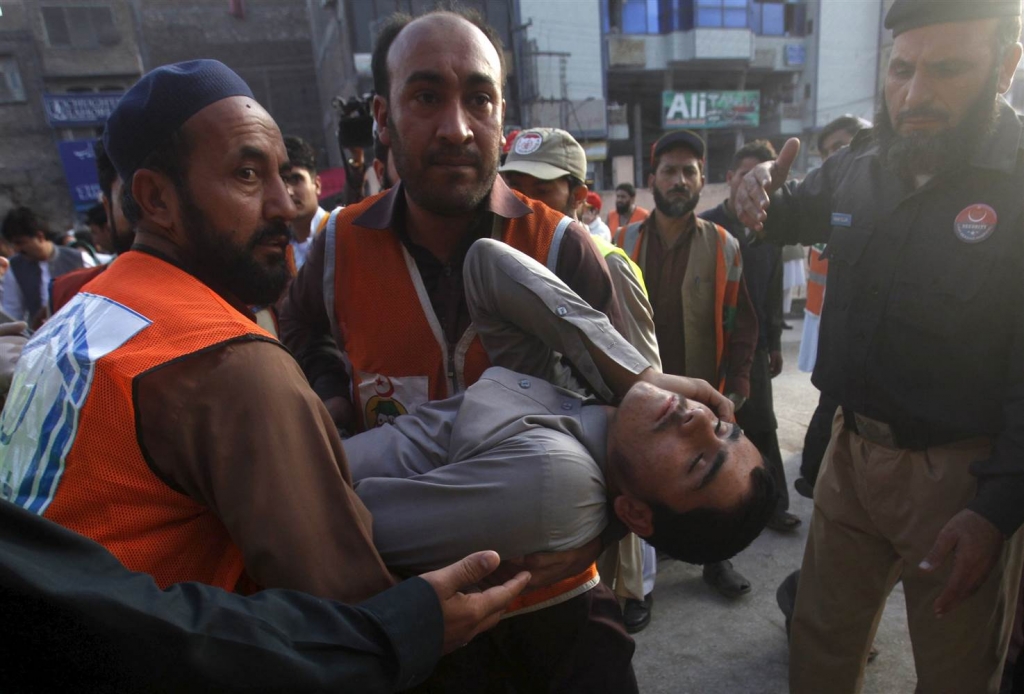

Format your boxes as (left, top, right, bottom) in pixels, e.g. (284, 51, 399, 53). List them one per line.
(278, 10, 629, 692)
(608, 182, 648, 239)
(735, 0, 1024, 690)
(617, 129, 757, 604)
(1, 59, 416, 607)
(0, 62, 532, 684)
(279, 12, 620, 436)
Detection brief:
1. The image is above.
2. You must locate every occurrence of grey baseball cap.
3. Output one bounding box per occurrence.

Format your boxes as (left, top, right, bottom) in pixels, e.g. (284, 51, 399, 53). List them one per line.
(500, 128, 587, 181)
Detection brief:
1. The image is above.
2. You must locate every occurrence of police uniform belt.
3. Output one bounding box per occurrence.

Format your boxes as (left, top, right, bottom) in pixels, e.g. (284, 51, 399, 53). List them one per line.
(841, 407, 978, 451)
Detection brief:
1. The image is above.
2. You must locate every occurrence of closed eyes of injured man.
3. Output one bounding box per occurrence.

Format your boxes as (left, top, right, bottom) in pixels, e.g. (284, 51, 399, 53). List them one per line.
(345, 239, 778, 577)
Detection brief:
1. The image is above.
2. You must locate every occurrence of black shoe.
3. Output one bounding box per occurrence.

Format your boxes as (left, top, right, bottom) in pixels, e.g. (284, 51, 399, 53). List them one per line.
(794, 477, 815, 499)
(623, 593, 653, 634)
(782, 322, 794, 330)
(703, 560, 751, 599)
(776, 570, 800, 638)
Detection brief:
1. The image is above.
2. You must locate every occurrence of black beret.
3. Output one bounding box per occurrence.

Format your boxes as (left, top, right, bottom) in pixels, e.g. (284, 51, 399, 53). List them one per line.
(651, 130, 706, 168)
(885, 0, 1021, 37)
(104, 59, 255, 182)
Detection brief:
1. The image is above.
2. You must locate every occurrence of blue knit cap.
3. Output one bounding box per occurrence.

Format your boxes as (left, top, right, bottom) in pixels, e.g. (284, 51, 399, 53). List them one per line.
(103, 59, 255, 181)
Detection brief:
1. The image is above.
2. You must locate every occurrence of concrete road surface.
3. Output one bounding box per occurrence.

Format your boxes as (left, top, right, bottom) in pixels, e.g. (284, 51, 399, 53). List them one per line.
(631, 317, 918, 693)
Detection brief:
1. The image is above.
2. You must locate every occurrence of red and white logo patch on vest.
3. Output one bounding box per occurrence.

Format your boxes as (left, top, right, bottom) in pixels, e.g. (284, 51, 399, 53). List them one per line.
(954, 204, 997, 244)
(357, 372, 428, 429)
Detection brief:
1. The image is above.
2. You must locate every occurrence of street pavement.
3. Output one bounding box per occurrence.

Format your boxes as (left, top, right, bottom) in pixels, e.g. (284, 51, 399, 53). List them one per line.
(630, 317, 918, 693)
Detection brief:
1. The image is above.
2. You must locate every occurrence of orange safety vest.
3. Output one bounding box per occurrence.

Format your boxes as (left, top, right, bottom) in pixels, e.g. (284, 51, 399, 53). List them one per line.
(617, 218, 742, 393)
(609, 206, 649, 239)
(322, 189, 573, 432)
(0, 251, 276, 591)
(806, 244, 828, 316)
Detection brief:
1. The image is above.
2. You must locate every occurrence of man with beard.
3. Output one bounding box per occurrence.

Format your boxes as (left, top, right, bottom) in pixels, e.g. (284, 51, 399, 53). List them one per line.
(279, 11, 619, 436)
(608, 182, 648, 240)
(277, 10, 636, 692)
(50, 140, 136, 313)
(0, 60, 533, 665)
(616, 129, 757, 610)
(734, 0, 1024, 690)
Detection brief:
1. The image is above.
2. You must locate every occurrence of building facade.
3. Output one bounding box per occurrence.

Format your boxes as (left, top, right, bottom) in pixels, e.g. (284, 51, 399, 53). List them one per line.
(0, 0, 142, 227)
(0, 0, 324, 229)
(601, 0, 883, 185)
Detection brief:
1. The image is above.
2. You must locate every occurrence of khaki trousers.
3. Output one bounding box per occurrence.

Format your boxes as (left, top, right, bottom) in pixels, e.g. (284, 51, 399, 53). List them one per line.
(790, 412, 1024, 694)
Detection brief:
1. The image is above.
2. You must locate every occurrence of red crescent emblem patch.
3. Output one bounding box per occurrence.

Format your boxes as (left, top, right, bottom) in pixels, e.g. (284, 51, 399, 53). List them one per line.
(954, 204, 997, 243)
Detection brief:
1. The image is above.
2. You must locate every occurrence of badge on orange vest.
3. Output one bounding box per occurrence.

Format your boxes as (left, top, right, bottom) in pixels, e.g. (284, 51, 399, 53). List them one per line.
(954, 204, 997, 244)
(357, 372, 428, 429)
(0, 293, 151, 511)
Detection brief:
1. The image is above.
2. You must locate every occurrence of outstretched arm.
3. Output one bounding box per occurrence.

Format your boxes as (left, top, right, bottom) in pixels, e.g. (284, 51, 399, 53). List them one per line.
(465, 238, 733, 420)
(0, 499, 527, 692)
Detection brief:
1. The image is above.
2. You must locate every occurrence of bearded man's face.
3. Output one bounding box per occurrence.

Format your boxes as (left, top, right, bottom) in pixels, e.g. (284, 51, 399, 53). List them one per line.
(877, 18, 1014, 178)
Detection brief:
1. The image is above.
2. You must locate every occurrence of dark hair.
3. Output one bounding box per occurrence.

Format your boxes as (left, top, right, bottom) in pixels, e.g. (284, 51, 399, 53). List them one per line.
(371, 4, 507, 102)
(731, 139, 776, 168)
(643, 461, 778, 565)
(284, 135, 318, 174)
(85, 203, 107, 228)
(615, 182, 636, 197)
(120, 129, 191, 226)
(93, 139, 118, 201)
(816, 115, 870, 155)
(2, 206, 52, 243)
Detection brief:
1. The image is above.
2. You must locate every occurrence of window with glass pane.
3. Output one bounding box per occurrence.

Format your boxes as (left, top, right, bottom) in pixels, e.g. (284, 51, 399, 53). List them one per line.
(622, 0, 649, 33)
(761, 2, 784, 34)
(41, 7, 71, 46)
(724, 8, 747, 26)
(40, 6, 117, 47)
(647, 0, 661, 33)
(696, 0, 722, 27)
(0, 57, 26, 103)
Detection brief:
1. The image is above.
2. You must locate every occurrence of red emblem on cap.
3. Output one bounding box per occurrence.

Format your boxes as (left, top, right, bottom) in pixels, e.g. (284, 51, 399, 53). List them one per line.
(954, 204, 997, 244)
(513, 132, 543, 155)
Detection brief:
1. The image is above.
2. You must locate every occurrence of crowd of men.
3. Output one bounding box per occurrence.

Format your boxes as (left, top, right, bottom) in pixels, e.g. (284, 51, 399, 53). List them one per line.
(0, 0, 1023, 691)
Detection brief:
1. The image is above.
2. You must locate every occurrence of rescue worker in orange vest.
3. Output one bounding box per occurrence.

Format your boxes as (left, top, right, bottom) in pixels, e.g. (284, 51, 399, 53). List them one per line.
(608, 182, 650, 238)
(276, 10, 634, 693)
(616, 129, 758, 613)
(0, 59, 527, 664)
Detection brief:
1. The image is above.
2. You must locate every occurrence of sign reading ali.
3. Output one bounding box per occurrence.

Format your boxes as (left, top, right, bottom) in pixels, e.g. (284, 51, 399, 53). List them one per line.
(662, 91, 760, 129)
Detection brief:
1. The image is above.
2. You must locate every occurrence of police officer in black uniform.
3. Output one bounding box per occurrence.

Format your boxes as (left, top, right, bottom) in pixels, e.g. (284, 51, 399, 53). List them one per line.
(736, 0, 1024, 691)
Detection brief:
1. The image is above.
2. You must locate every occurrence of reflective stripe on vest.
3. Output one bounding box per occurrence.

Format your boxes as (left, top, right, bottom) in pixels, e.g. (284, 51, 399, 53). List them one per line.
(505, 563, 601, 617)
(0, 252, 275, 591)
